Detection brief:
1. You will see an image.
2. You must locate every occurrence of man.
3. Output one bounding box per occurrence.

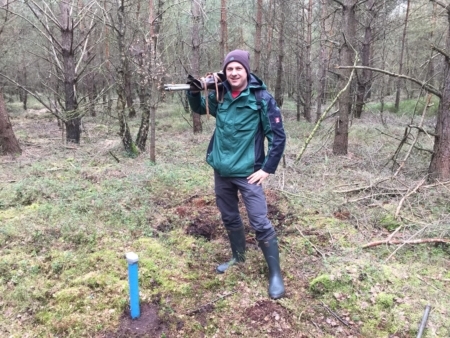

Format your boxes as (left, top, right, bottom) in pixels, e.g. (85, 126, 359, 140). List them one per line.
(187, 49, 286, 299)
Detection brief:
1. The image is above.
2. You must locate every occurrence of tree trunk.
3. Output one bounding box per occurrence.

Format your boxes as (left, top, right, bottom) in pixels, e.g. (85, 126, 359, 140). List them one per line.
(316, 0, 329, 122)
(428, 2, 450, 181)
(0, 90, 22, 155)
(274, 1, 285, 108)
(303, 0, 313, 122)
(332, 0, 357, 155)
(191, 0, 202, 133)
(394, 0, 410, 112)
(60, 0, 81, 144)
(116, 0, 135, 154)
(253, 0, 262, 75)
(219, 0, 228, 66)
(354, 0, 375, 119)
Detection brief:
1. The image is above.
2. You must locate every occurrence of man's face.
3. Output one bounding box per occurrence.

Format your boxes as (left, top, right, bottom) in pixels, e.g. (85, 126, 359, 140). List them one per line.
(226, 61, 248, 92)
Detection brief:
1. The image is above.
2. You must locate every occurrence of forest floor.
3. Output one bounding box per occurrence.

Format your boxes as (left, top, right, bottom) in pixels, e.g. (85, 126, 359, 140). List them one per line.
(1, 97, 450, 337)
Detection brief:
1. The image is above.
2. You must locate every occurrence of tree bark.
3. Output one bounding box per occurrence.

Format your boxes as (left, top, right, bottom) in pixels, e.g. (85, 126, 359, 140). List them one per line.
(332, 0, 357, 155)
(354, 0, 375, 119)
(219, 0, 227, 66)
(116, 0, 135, 154)
(60, 0, 81, 144)
(0, 90, 22, 155)
(274, 1, 285, 108)
(428, 1, 450, 181)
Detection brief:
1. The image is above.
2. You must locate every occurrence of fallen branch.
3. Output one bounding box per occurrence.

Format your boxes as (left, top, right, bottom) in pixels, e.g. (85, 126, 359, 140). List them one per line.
(333, 177, 391, 194)
(362, 238, 450, 249)
(394, 177, 427, 220)
(109, 151, 120, 163)
(321, 301, 350, 327)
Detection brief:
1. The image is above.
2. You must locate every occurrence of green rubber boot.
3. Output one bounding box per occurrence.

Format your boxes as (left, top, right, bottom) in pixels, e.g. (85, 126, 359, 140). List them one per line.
(258, 236, 285, 299)
(216, 227, 246, 273)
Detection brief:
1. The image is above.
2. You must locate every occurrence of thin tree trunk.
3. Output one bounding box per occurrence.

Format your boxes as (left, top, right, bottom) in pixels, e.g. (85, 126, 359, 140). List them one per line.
(394, 0, 410, 112)
(191, 0, 202, 133)
(274, 1, 285, 108)
(354, 0, 375, 119)
(0, 90, 22, 155)
(263, 0, 275, 83)
(254, 0, 262, 75)
(316, 0, 328, 122)
(116, 0, 134, 153)
(219, 0, 228, 66)
(303, 0, 313, 122)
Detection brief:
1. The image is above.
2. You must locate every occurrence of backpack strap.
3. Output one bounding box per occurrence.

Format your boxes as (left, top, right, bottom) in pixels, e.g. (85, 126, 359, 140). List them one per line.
(252, 88, 264, 111)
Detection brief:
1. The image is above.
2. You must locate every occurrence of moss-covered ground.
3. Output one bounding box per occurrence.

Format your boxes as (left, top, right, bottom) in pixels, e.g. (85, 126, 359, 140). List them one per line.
(1, 97, 449, 337)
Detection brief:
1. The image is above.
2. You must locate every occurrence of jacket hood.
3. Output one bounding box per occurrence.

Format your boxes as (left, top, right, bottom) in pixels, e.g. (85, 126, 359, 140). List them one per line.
(248, 73, 267, 91)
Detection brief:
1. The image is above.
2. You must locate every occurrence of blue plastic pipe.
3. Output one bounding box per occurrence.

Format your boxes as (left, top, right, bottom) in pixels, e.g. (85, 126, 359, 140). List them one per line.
(125, 252, 140, 319)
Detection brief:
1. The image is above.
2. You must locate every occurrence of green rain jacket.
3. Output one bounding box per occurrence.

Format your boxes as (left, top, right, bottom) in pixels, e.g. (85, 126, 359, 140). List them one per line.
(187, 74, 286, 177)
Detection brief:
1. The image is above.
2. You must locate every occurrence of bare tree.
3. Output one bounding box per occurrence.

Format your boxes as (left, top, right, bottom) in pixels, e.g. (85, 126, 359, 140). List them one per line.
(1, 0, 98, 144)
(113, 0, 135, 153)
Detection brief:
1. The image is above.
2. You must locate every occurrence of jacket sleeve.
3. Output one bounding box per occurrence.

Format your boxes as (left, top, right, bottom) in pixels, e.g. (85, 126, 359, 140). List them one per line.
(260, 93, 286, 174)
(187, 91, 219, 117)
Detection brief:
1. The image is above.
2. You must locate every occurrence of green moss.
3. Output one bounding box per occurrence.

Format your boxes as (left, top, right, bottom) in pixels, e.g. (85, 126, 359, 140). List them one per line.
(379, 214, 401, 231)
(375, 292, 395, 308)
(309, 274, 335, 294)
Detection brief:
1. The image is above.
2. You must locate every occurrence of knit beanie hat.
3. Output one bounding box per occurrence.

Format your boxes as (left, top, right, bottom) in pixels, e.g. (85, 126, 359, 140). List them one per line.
(222, 49, 251, 77)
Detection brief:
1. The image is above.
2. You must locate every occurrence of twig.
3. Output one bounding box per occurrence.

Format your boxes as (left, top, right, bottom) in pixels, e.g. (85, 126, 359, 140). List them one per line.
(333, 177, 391, 194)
(393, 95, 432, 177)
(416, 276, 448, 295)
(295, 226, 326, 259)
(109, 151, 120, 163)
(362, 237, 450, 249)
(186, 291, 236, 315)
(295, 46, 359, 163)
(321, 301, 350, 327)
(394, 177, 427, 220)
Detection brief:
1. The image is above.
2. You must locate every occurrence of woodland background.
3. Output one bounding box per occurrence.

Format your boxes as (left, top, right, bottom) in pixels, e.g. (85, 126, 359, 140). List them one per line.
(1, 0, 450, 337)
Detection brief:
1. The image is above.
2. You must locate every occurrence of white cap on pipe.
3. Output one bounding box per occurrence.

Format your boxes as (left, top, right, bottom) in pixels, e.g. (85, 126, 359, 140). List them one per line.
(125, 252, 139, 264)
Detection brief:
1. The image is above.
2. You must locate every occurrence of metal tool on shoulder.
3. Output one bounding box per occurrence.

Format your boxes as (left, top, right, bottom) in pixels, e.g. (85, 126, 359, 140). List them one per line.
(164, 72, 226, 95)
(164, 72, 226, 117)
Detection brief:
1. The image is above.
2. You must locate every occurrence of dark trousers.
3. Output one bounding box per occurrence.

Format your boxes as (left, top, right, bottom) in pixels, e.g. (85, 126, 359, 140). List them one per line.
(214, 171, 275, 241)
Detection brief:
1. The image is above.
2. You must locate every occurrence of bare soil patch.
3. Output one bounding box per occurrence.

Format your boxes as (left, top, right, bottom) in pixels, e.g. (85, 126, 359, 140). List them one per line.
(100, 303, 167, 338)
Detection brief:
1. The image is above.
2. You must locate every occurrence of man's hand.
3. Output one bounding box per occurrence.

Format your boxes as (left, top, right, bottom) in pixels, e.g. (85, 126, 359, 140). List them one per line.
(247, 169, 269, 185)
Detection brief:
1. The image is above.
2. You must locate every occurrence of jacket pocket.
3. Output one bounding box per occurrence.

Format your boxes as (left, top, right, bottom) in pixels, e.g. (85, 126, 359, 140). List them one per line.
(234, 105, 259, 132)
